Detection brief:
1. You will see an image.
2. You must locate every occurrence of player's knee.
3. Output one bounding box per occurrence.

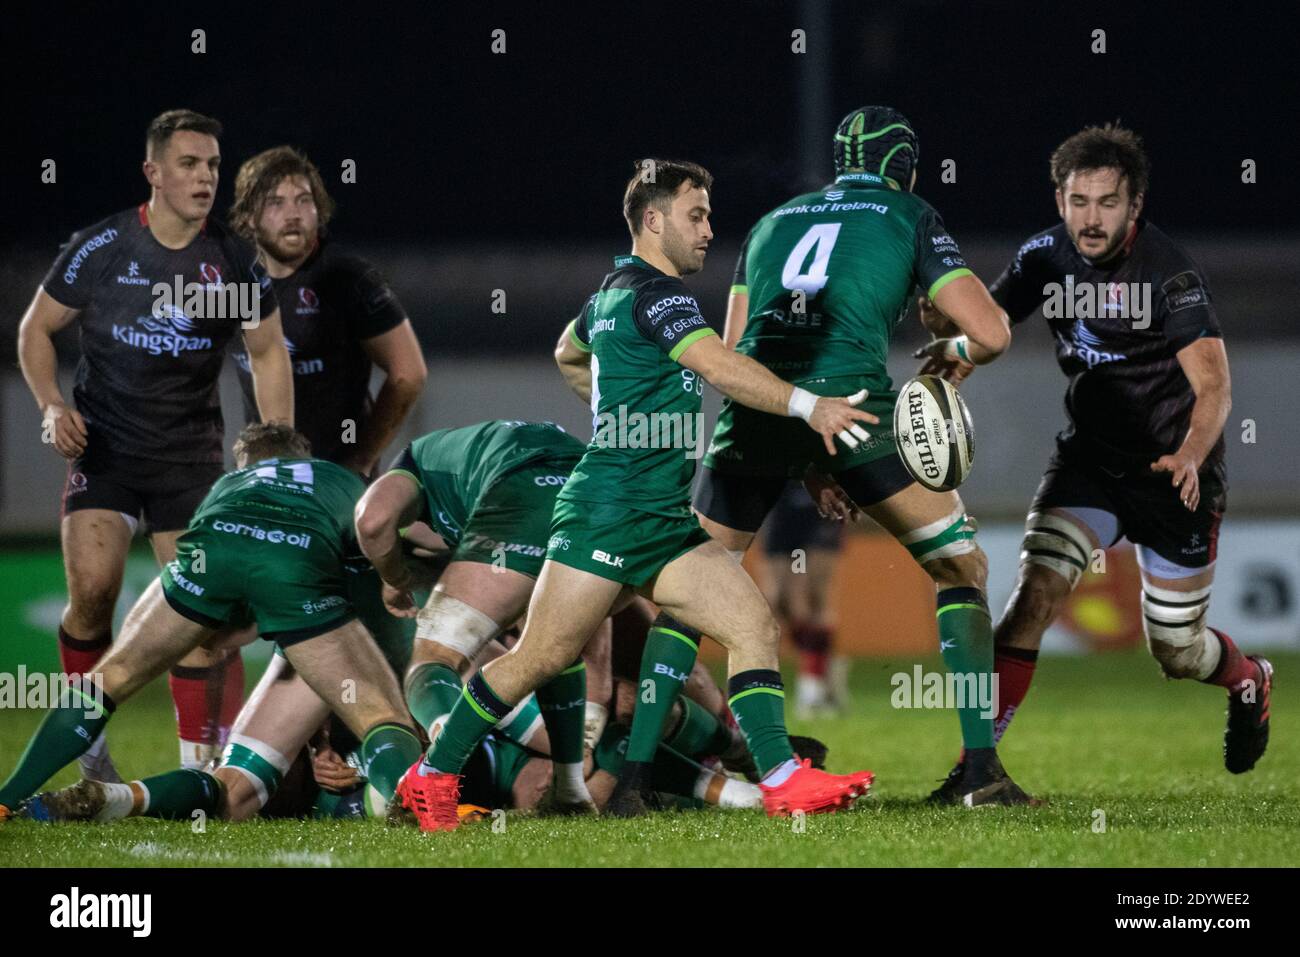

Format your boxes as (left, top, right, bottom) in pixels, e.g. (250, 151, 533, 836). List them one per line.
(1010, 565, 1071, 631)
(924, 545, 987, 591)
(66, 577, 121, 628)
(407, 642, 470, 681)
(1142, 582, 1217, 680)
(214, 767, 260, 822)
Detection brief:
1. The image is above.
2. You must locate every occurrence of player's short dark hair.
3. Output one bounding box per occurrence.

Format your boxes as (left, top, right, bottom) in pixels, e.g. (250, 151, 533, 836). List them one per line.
(229, 146, 337, 241)
(1050, 123, 1150, 200)
(622, 159, 713, 236)
(145, 109, 223, 159)
(233, 422, 312, 466)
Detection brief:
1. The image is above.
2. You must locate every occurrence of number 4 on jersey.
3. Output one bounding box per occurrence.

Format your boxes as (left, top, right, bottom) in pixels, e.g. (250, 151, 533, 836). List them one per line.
(782, 223, 842, 296)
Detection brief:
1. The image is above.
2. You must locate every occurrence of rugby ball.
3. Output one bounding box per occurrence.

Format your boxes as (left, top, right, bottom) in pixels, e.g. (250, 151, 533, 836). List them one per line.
(893, 375, 974, 492)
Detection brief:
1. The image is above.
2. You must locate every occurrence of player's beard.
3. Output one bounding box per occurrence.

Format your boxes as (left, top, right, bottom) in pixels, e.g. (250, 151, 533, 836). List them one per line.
(1072, 224, 1126, 264)
(260, 229, 315, 267)
(662, 219, 704, 276)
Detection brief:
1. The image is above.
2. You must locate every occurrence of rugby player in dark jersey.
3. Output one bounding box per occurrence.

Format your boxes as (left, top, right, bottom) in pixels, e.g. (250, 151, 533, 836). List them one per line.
(16, 110, 294, 779)
(227, 146, 426, 474)
(919, 125, 1271, 798)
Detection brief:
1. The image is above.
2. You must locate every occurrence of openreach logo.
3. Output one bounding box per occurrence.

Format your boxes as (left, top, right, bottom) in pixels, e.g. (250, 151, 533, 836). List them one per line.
(152, 272, 262, 327)
(50, 887, 151, 937)
(890, 665, 999, 720)
(592, 406, 706, 460)
(0, 668, 104, 718)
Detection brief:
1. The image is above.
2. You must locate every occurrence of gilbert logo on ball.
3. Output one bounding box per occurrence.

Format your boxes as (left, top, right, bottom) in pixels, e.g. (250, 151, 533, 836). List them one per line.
(893, 375, 974, 492)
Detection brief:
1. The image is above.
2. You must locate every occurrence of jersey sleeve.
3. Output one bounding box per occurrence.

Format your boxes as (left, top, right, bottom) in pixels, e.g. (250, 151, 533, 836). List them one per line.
(335, 255, 408, 340)
(568, 293, 596, 352)
(1158, 268, 1221, 350)
(912, 207, 974, 300)
(632, 277, 716, 362)
(41, 225, 118, 309)
(988, 233, 1055, 325)
(730, 230, 752, 294)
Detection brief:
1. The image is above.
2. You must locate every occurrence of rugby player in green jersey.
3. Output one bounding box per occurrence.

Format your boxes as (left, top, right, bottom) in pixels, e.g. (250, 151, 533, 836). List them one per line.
(354, 420, 603, 810)
(0, 424, 423, 821)
(398, 161, 876, 831)
(692, 107, 1032, 806)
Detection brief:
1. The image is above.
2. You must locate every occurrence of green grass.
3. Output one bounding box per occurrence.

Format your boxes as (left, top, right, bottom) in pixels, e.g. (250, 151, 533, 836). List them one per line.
(1, 651, 1295, 867)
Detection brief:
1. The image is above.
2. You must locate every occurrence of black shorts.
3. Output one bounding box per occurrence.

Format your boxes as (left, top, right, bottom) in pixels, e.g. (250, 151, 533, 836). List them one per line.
(61, 445, 223, 534)
(1031, 437, 1227, 569)
(760, 481, 844, 556)
(694, 455, 912, 535)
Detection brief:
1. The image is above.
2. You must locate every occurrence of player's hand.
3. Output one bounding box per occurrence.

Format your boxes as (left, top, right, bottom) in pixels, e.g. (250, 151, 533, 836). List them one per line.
(913, 338, 975, 384)
(1151, 452, 1201, 511)
(382, 582, 419, 618)
(42, 401, 88, 458)
(916, 295, 959, 337)
(802, 466, 860, 522)
(808, 389, 879, 456)
(311, 745, 362, 793)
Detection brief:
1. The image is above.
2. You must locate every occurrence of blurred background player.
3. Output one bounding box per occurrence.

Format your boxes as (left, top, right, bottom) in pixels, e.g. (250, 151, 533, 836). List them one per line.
(692, 106, 1028, 805)
(228, 146, 426, 478)
(403, 160, 876, 829)
(756, 481, 849, 718)
(15, 109, 293, 778)
(0, 424, 421, 820)
(921, 125, 1271, 796)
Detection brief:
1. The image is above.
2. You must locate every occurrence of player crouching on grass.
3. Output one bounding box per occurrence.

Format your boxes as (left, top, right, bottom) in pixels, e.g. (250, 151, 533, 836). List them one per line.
(0, 424, 422, 823)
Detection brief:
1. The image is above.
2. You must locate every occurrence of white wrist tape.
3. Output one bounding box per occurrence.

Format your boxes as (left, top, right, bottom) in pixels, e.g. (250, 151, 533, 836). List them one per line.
(787, 386, 818, 422)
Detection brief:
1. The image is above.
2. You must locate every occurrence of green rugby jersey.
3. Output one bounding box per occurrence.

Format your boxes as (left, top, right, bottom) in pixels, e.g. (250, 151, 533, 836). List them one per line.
(391, 420, 584, 546)
(733, 171, 973, 387)
(192, 457, 364, 548)
(561, 254, 717, 517)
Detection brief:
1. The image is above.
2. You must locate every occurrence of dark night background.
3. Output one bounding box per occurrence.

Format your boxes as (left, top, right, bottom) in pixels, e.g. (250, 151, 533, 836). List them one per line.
(2, 0, 1296, 357)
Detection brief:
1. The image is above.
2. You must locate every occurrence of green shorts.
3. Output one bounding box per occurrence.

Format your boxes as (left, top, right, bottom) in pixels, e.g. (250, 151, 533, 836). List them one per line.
(703, 374, 898, 478)
(161, 515, 355, 646)
(452, 461, 576, 578)
(546, 497, 712, 586)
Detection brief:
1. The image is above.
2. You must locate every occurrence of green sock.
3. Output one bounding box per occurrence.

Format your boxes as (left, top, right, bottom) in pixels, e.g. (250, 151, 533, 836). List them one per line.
(591, 723, 630, 776)
(726, 670, 793, 777)
(626, 614, 701, 764)
(535, 661, 587, 764)
(0, 686, 114, 809)
(665, 695, 732, 758)
(936, 587, 996, 750)
(405, 662, 462, 736)
(426, 672, 511, 773)
(139, 769, 223, 820)
(360, 723, 423, 799)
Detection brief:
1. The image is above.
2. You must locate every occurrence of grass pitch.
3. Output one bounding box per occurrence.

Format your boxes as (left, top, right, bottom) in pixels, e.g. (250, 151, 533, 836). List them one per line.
(1, 651, 1295, 867)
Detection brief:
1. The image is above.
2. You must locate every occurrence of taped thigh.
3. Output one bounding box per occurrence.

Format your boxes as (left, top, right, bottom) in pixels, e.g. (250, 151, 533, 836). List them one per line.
(1141, 580, 1218, 679)
(221, 733, 294, 808)
(1020, 511, 1097, 589)
(415, 591, 504, 659)
(898, 505, 977, 565)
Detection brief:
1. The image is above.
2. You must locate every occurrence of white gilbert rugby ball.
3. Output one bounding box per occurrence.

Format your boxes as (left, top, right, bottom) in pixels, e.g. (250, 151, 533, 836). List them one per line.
(893, 375, 974, 492)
